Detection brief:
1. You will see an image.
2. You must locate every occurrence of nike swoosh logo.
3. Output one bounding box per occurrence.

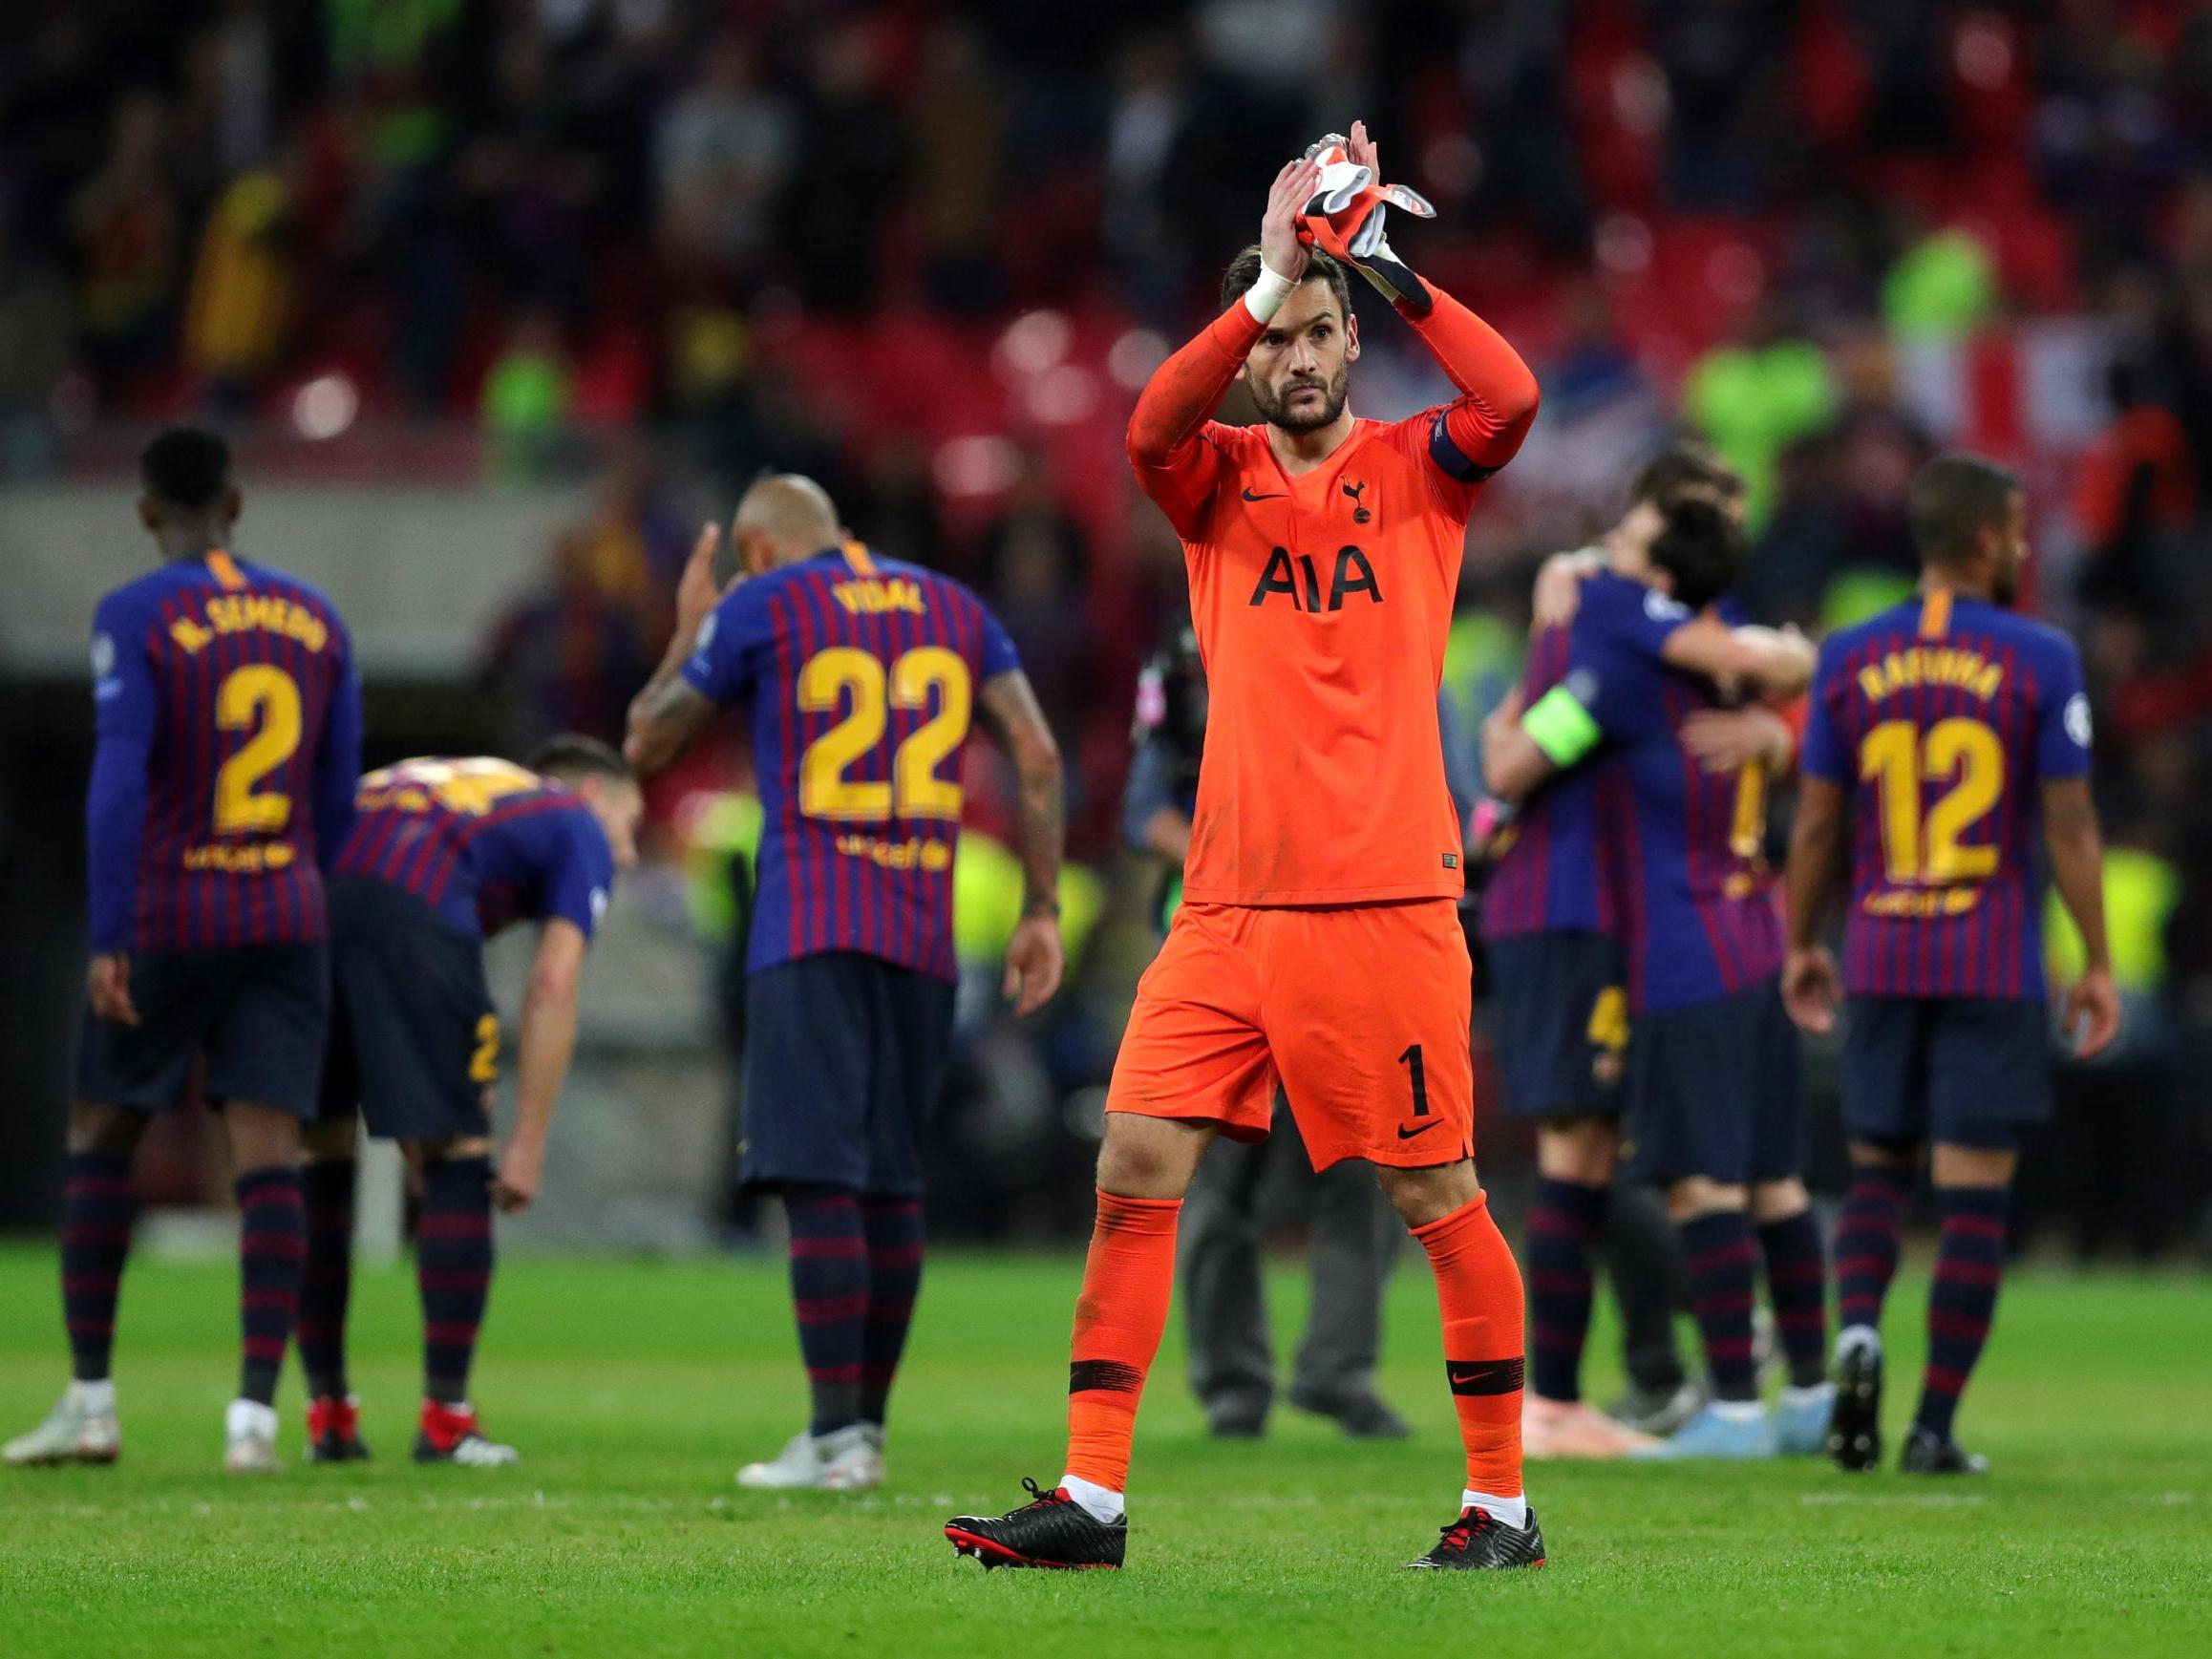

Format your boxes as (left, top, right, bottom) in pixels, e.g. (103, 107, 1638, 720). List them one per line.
(1448, 1369, 1482, 1386)
(1396, 1119, 1442, 1140)
(1242, 487, 1287, 501)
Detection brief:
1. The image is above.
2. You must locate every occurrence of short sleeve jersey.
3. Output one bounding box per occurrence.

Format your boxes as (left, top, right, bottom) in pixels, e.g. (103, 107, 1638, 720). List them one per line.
(334, 758, 616, 942)
(1568, 573, 1787, 1012)
(681, 542, 1022, 981)
(1800, 589, 2091, 1000)
(89, 551, 358, 950)
(1482, 610, 1620, 941)
(1135, 415, 1489, 905)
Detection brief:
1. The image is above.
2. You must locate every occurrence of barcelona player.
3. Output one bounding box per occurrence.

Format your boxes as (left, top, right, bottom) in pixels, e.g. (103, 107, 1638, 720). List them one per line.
(1482, 499, 1827, 1459)
(5, 428, 362, 1475)
(296, 737, 642, 1466)
(1784, 454, 2119, 1475)
(626, 476, 1065, 1493)
(1482, 445, 1758, 1458)
(946, 124, 1548, 1572)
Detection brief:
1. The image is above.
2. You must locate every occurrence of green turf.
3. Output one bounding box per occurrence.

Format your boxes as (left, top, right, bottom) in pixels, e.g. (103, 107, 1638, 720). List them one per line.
(0, 1244, 2203, 1657)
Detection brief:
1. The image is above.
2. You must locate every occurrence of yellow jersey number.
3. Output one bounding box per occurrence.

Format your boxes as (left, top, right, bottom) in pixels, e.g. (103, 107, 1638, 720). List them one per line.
(1729, 760, 1767, 864)
(213, 665, 302, 834)
(798, 647, 972, 821)
(1859, 717, 2005, 883)
(359, 757, 542, 818)
(468, 1013, 500, 1086)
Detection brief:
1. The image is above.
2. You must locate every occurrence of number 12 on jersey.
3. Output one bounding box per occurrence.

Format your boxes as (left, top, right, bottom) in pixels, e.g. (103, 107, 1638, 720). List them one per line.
(1859, 716, 2004, 883)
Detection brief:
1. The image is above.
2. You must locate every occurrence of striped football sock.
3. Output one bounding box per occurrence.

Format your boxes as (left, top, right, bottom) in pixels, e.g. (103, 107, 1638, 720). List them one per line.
(236, 1167, 308, 1406)
(1524, 1178, 1606, 1404)
(786, 1190, 867, 1436)
(298, 1159, 357, 1399)
(1833, 1165, 1913, 1339)
(1757, 1209, 1830, 1389)
(417, 1157, 495, 1406)
(858, 1196, 925, 1431)
(61, 1152, 136, 1383)
(1915, 1185, 2010, 1440)
(1679, 1209, 1759, 1402)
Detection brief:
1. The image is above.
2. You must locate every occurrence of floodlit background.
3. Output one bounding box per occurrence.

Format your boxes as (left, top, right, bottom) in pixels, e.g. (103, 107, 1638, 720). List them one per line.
(0, 0, 2207, 1255)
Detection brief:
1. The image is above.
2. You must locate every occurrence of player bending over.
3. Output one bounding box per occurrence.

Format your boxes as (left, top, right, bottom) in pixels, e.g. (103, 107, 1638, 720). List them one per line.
(296, 738, 641, 1465)
(1784, 454, 2119, 1476)
(6, 429, 362, 1475)
(945, 124, 1547, 1572)
(1483, 498, 1828, 1458)
(626, 477, 1064, 1492)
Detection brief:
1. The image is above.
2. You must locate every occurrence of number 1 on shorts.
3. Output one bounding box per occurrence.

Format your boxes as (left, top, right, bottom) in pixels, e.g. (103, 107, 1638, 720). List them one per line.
(1398, 1043, 1430, 1117)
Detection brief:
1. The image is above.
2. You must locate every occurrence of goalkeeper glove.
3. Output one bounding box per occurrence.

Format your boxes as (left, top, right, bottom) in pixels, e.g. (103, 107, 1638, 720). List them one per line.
(1295, 133, 1437, 314)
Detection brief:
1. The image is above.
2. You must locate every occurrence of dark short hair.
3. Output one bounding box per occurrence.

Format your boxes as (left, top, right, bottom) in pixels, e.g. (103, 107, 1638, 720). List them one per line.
(140, 427, 232, 511)
(1909, 453, 2020, 570)
(1647, 497, 1745, 611)
(528, 734, 635, 786)
(1220, 244, 1354, 325)
(1629, 439, 1745, 512)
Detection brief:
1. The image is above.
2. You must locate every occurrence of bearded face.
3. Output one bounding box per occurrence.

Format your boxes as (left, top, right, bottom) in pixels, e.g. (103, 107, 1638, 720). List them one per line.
(1250, 358, 1351, 434)
(1241, 278, 1358, 436)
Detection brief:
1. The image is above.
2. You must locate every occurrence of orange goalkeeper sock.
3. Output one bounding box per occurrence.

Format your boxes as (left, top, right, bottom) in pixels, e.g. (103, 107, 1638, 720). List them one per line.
(1414, 1190, 1526, 1500)
(1063, 1190, 1180, 1498)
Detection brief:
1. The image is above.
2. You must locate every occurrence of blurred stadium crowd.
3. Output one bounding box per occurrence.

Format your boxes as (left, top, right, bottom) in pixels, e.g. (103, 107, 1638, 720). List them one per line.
(4, 0, 2211, 1250)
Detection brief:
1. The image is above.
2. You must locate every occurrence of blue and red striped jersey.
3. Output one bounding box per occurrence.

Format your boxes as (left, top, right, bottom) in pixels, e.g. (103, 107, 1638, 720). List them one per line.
(1567, 573, 1785, 1011)
(1801, 589, 2091, 1000)
(87, 551, 362, 952)
(1481, 614, 1620, 941)
(680, 542, 1022, 982)
(333, 758, 616, 942)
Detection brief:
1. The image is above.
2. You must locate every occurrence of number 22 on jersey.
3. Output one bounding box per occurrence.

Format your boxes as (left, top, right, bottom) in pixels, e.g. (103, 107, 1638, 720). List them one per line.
(798, 647, 972, 821)
(1859, 716, 2004, 883)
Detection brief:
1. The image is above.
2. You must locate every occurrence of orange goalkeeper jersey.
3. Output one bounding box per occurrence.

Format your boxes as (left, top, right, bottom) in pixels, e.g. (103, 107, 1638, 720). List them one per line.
(1129, 290, 1538, 906)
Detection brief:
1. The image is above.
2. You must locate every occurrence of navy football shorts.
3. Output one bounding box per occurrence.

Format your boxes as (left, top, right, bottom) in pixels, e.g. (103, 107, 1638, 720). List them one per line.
(1486, 931, 1628, 1120)
(741, 950, 956, 1197)
(318, 876, 497, 1143)
(1840, 994, 2052, 1153)
(76, 942, 330, 1118)
(1624, 976, 1803, 1185)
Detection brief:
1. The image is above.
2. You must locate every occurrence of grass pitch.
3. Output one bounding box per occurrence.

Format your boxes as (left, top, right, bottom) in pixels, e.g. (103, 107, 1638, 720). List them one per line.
(0, 1243, 2204, 1657)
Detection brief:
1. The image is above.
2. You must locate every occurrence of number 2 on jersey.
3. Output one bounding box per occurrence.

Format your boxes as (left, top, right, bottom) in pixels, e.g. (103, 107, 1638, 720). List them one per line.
(1859, 717, 2004, 883)
(798, 648, 972, 821)
(213, 665, 302, 834)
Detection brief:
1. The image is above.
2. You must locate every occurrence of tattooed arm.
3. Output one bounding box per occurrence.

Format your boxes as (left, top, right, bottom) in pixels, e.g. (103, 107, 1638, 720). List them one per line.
(975, 668, 1066, 1015)
(625, 523, 731, 777)
(624, 673, 718, 778)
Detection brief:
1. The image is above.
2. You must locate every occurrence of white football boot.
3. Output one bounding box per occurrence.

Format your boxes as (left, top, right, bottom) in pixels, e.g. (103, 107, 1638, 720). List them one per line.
(223, 1398, 284, 1474)
(738, 1424, 883, 1491)
(4, 1381, 121, 1467)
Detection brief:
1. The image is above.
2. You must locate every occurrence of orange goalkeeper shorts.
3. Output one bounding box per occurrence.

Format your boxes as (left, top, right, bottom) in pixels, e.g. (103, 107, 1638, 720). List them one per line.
(1106, 899, 1475, 1172)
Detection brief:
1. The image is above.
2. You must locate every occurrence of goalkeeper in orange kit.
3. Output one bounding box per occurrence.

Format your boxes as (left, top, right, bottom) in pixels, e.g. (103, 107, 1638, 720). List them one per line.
(946, 126, 1547, 1572)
